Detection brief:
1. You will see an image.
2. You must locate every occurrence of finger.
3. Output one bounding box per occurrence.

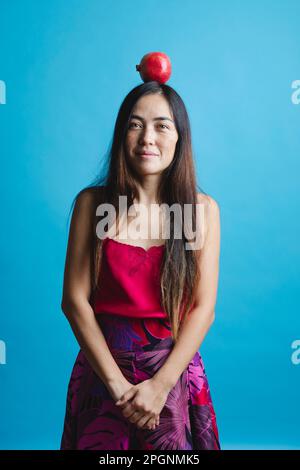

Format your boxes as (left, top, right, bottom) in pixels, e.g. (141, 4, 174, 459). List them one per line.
(121, 402, 136, 418)
(122, 403, 145, 422)
(117, 396, 135, 409)
(136, 414, 152, 428)
(115, 388, 136, 406)
(143, 416, 156, 430)
(128, 410, 144, 424)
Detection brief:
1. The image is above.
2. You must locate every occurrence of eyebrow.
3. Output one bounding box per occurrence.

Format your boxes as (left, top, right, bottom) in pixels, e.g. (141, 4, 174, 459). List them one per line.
(130, 114, 174, 123)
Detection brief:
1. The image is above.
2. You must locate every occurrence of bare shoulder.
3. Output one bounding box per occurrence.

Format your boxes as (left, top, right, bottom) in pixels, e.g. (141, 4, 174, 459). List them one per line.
(197, 193, 220, 214)
(76, 185, 104, 203)
(61, 187, 107, 309)
(196, 193, 220, 247)
(68, 187, 106, 239)
(74, 186, 105, 213)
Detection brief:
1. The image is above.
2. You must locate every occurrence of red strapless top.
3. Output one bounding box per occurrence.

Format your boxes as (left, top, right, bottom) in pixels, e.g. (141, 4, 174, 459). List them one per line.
(92, 237, 168, 319)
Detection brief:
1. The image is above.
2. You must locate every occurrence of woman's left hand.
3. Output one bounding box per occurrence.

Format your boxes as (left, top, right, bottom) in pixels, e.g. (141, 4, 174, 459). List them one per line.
(115, 377, 171, 430)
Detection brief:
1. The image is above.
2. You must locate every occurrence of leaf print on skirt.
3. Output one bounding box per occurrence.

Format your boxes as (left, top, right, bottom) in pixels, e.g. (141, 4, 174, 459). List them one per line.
(60, 315, 221, 450)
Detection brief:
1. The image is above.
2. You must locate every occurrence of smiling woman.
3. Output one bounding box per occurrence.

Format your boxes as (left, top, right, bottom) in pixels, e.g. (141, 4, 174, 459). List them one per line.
(59, 81, 221, 450)
(125, 93, 179, 172)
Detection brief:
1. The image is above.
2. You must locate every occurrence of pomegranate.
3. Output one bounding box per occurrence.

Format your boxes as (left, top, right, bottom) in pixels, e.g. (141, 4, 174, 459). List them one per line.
(136, 52, 172, 84)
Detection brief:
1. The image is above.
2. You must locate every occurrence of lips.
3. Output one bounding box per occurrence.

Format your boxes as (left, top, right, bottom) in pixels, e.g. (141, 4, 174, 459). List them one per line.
(136, 150, 159, 156)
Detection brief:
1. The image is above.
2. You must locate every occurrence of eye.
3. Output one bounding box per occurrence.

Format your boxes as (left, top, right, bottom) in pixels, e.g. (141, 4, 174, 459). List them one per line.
(128, 122, 170, 130)
(128, 122, 142, 129)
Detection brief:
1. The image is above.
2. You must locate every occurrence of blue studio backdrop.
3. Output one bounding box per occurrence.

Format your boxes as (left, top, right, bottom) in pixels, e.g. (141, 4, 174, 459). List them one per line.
(0, 0, 299, 450)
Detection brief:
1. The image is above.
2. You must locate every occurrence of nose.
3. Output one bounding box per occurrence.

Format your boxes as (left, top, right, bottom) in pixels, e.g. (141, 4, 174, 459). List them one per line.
(138, 126, 156, 146)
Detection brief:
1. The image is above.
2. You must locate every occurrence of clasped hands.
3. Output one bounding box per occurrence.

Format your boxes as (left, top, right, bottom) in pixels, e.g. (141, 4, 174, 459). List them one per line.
(114, 377, 171, 431)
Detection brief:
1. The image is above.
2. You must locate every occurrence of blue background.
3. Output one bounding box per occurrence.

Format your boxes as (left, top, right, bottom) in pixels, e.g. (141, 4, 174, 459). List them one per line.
(0, 0, 299, 450)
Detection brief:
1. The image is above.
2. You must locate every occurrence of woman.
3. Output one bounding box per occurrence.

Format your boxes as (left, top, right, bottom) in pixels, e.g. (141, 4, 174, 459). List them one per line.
(60, 81, 221, 450)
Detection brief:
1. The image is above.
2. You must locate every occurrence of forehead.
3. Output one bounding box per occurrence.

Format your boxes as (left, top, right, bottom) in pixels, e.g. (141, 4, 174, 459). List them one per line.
(131, 94, 173, 119)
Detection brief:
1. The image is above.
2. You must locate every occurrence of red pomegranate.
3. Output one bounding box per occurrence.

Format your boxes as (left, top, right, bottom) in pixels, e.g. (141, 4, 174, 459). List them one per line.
(136, 52, 172, 84)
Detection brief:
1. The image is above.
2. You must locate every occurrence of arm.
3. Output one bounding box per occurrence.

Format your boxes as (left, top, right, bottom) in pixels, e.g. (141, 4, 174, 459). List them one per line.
(61, 188, 129, 400)
(152, 194, 221, 391)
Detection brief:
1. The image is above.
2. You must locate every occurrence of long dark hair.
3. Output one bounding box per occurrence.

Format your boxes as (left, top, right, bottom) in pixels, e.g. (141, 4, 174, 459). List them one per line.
(67, 81, 207, 342)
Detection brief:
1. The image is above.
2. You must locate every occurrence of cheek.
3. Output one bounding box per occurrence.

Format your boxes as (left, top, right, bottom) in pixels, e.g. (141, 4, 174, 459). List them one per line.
(125, 135, 135, 149)
(164, 136, 177, 152)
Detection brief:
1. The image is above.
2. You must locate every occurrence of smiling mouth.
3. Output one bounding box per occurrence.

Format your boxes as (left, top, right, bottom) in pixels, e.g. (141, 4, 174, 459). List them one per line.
(138, 153, 158, 159)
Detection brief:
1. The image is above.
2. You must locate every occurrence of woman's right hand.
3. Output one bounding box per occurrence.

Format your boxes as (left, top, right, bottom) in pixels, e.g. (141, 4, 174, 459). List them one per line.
(110, 378, 159, 431)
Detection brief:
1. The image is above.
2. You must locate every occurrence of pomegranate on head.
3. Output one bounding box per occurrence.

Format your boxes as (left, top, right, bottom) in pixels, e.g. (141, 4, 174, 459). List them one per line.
(136, 52, 172, 84)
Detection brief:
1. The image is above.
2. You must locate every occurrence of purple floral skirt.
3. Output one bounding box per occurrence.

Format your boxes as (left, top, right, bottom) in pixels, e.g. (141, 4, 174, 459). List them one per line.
(60, 313, 221, 450)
